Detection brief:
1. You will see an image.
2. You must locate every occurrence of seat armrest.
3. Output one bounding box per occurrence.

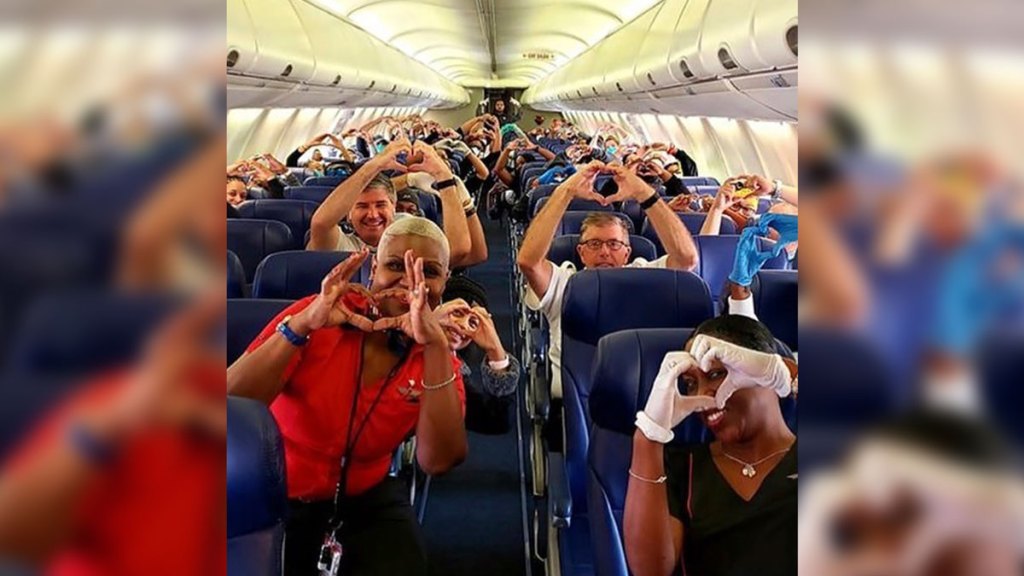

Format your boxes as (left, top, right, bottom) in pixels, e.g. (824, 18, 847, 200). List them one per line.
(548, 451, 571, 529)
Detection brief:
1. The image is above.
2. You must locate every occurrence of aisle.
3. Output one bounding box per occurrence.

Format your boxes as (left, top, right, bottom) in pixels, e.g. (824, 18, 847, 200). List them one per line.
(421, 217, 530, 576)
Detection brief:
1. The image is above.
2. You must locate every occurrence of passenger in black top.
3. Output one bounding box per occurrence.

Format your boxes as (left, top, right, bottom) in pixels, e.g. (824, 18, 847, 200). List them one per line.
(624, 315, 798, 576)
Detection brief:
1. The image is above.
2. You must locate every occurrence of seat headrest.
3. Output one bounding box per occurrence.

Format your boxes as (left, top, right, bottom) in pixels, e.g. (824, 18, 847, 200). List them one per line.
(590, 328, 708, 444)
(561, 269, 713, 346)
(591, 328, 797, 441)
(227, 396, 287, 538)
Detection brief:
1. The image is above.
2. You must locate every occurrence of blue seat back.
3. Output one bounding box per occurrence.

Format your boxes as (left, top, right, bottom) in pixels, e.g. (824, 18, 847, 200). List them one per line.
(7, 292, 177, 377)
(587, 327, 795, 576)
(227, 395, 287, 576)
(253, 251, 370, 299)
(535, 197, 612, 219)
(548, 235, 657, 270)
(228, 250, 247, 298)
(693, 185, 719, 196)
(227, 220, 294, 283)
(527, 184, 558, 215)
(680, 176, 718, 187)
(798, 327, 900, 471)
(284, 186, 334, 203)
(557, 211, 633, 236)
(978, 330, 1024, 452)
(695, 235, 789, 302)
(227, 299, 293, 364)
(560, 270, 714, 520)
(237, 200, 318, 250)
(753, 270, 798, 351)
(641, 214, 736, 254)
(416, 191, 441, 226)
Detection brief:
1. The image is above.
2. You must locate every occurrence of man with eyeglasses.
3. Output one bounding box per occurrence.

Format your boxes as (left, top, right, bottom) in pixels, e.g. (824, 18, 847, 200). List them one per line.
(517, 161, 698, 398)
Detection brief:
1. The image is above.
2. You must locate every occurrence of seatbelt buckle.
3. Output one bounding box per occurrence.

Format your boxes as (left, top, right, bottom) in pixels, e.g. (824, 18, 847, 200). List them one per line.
(317, 532, 344, 576)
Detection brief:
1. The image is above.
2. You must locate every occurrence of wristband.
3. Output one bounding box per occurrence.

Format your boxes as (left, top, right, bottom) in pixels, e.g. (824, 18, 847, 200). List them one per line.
(639, 193, 660, 210)
(431, 178, 458, 191)
(487, 356, 510, 371)
(464, 205, 477, 218)
(276, 315, 309, 346)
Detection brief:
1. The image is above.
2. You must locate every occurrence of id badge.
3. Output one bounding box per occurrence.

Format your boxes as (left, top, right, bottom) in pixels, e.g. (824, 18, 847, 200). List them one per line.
(317, 533, 343, 576)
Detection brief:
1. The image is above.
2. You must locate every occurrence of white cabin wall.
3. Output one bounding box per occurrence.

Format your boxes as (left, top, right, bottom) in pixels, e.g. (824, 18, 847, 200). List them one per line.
(564, 110, 796, 184)
(227, 106, 426, 161)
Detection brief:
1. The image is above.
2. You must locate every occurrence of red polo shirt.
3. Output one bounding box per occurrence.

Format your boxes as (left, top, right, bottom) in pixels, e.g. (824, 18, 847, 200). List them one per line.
(4, 369, 225, 576)
(246, 296, 466, 500)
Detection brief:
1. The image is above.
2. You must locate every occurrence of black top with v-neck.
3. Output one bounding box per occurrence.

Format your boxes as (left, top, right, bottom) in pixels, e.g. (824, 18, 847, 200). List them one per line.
(664, 442, 797, 576)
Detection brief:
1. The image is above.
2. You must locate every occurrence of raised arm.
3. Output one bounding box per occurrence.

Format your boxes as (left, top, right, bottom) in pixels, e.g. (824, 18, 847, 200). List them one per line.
(699, 178, 744, 236)
(285, 133, 330, 167)
(624, 432, 684, 576)
(308, 137, 409, 251)
(322, 134, 355, 164)
(608, 166, 698, 271)
(517, 162, 605, 297)
(494, 140, 519, 187)
(408, 141, 472, 266)
(227, 252, 373, 403)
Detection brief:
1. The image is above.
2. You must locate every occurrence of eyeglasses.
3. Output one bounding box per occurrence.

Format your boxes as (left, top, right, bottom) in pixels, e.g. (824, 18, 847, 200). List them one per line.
(579, 239, 629, 252)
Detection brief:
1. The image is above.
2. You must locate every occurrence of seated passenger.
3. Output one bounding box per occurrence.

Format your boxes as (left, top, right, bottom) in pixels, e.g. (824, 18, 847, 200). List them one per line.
(395, 188, 422, 217)
(308, 138, 474, 265)
(226, 175, 247, 207)
(517, 162, 698, 396)
(305, 149, 325, 176)
(227, 217, 468, 576)
(625, 315, 797, 576)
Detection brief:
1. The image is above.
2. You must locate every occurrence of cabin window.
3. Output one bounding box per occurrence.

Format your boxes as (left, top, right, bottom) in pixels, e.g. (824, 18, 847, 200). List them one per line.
(647, 72, 656, 86)
(786, 25, 798, 56)
(227, 50, 239, 68)
(592, 87, 598, 95)
(615, 82, 623, 92)
(332, 75, 341, 85)
(718, 47, 738, 70)
(368, 80, 376, 89)
(281, 64, 293, 77)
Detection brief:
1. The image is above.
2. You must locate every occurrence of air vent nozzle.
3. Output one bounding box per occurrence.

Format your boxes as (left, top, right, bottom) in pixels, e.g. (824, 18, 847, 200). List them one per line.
(227, 49, 239, 68)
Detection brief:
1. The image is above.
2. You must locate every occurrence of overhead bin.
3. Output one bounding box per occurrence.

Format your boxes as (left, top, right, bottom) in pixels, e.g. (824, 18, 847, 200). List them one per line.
(227, 0, 468, 109)
(664, 0, 714, 87)
(226, 0, 258, 74)
(240, 0, 315, 82)
(521, 0, 796, 121)
(625, 0, 681, 96)
(752, 0, 798, 68)
(292, 0, 367, 89)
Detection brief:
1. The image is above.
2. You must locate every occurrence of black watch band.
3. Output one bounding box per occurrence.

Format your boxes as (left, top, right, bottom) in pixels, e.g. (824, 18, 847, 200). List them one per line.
(431, 178, 458, 191)
(639, 193, 660, 210)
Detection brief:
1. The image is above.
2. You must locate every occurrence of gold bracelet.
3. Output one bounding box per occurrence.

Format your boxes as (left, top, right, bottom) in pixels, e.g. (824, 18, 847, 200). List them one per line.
(422, 373, 457, 391)
(628, 469, 667, 484)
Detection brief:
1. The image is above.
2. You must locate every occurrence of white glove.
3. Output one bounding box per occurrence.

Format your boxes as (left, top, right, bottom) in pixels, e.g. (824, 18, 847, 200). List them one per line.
(689, 335, 793, 409)
(635, 351, 717, 443)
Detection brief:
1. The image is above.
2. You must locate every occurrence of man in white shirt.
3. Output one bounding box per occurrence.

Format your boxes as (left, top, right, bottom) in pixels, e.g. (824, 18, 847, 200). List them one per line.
(516, 161, 699, 397)
(307, 138, 473, 262)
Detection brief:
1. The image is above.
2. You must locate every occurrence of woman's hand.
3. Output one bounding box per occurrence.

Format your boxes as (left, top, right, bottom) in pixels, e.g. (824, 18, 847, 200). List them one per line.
(469, 306, 506, 362)
(372, 250, 448, 347)
(689, 335, 793, 408)
(635, 351, 717, 443)
(433, 298, 479, 351)
(291, 250, 375, 333)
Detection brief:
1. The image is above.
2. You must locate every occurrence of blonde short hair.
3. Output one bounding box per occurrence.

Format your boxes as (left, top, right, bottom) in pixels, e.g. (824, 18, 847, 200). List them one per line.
(377, 216, 451, 268)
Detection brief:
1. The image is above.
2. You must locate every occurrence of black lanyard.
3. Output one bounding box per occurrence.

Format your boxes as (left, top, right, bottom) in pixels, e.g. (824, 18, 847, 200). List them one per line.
(327, 335, 409, 531)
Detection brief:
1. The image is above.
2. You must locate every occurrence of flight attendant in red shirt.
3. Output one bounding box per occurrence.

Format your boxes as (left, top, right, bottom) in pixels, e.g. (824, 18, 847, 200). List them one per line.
(227, 216, 469, 576)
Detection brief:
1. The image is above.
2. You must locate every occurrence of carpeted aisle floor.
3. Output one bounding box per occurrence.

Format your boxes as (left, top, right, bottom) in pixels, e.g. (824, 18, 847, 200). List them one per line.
(421, 216, 530, 576)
